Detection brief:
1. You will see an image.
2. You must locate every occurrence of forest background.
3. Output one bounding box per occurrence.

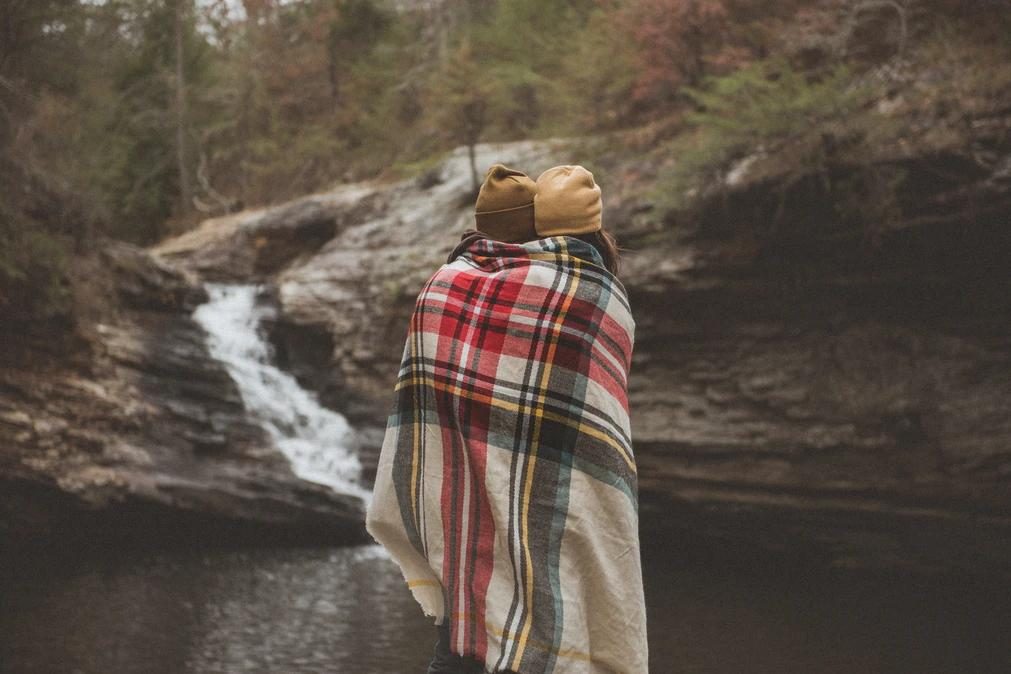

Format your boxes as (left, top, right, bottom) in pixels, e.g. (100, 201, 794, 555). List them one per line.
(2, 0, 1009, 324)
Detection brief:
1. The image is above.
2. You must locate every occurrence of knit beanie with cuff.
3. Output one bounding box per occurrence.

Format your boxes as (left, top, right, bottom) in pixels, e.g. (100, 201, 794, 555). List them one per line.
(533, 165, 602, 237)
(473, 164, 538, 243)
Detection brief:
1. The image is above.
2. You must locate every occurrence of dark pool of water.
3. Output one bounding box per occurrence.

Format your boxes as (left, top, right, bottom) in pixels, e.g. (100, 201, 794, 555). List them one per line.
(1, 542, 1008, 673)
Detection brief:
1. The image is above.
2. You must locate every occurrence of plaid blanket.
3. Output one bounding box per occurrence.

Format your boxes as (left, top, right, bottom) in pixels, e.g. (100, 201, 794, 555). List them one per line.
(366, 234, 648, 673)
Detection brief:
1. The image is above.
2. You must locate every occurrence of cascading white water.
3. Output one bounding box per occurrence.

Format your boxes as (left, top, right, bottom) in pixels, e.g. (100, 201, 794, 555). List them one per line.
(193, 284, 371, 503)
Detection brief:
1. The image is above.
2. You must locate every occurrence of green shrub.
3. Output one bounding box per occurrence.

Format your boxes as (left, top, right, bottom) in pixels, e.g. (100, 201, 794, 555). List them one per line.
(0, 209, 71, 321)
(656, 58, 874, 209)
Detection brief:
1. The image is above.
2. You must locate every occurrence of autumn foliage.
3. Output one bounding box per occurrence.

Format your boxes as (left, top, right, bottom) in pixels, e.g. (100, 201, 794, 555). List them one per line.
(614, 0, 733, 102)
(2, 0, 1008, 321)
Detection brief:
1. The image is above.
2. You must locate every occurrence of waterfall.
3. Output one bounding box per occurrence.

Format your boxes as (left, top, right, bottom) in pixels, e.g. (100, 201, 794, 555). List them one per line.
(193, 284, 370, 502)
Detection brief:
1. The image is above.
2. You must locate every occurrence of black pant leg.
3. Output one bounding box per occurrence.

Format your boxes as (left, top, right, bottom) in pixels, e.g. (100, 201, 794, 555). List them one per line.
(427, 622, 467, 674)
(427, 622, 500, 674)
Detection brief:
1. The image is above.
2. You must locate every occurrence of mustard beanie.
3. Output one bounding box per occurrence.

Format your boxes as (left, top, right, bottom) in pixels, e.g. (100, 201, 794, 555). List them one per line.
(533, 165, 602, 237)
(474, 164, 538, 243)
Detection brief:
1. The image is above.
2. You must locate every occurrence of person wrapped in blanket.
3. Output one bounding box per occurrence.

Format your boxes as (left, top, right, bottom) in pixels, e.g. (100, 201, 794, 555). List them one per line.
(366, 163, 648, 674)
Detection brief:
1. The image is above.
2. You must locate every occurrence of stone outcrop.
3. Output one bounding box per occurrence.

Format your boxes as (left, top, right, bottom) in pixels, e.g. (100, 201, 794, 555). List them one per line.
(0, 242, 368, 552)
(608, 101, 1011, 575)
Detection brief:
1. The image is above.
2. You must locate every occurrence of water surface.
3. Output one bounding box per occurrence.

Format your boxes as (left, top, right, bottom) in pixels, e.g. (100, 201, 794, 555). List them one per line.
(2, 542, 1008, 674)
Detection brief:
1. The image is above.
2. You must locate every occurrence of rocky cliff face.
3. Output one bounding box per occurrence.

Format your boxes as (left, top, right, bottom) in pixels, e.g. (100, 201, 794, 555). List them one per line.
(153, 110, 1011, 576)
(0, 242, 368, 552)
(612, 100, 1011, 575)
(5, 105, 1008, 574)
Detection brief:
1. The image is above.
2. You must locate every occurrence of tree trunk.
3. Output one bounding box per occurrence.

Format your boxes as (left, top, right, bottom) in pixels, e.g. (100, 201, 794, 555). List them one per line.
(175, 0, 192, 214)
(467, 141, 478, 194)
(326, 30, 341, 111)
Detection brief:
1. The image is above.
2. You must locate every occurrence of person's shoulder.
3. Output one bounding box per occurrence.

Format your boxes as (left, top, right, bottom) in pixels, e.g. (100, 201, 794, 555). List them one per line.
(414, 259, 477, 296)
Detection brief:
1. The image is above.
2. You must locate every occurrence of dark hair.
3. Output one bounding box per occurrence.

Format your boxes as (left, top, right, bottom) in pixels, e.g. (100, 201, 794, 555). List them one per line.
(569, 228, 621, 277)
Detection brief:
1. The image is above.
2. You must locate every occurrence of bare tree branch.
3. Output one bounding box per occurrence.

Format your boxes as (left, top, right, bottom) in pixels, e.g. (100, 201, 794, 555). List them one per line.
(838, 0, 909, 60)
(194, 146, 237, 214)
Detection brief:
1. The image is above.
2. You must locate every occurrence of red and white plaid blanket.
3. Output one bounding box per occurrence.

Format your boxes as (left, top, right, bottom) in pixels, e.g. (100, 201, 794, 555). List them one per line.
(366, 234, 648, 673)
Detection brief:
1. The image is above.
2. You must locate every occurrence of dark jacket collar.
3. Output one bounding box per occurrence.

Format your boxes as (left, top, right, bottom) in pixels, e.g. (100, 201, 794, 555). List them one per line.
(446, 229, 607, 269)
(446, 228, 488, 264)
